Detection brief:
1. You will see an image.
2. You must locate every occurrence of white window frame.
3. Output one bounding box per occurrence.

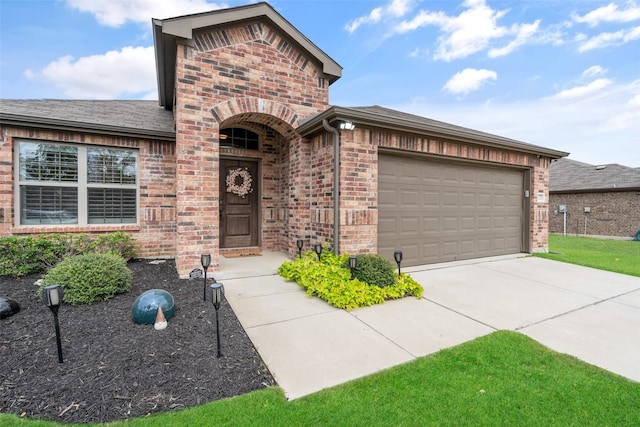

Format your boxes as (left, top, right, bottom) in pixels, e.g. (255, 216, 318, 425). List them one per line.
(15, 140, 139, 226)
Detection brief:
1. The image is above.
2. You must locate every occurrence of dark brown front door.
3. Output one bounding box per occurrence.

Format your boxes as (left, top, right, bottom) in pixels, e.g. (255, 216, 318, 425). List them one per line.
(220, 159, 259, 248)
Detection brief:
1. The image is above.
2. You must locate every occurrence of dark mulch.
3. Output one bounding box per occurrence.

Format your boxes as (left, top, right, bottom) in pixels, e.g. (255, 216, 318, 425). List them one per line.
(0, 259, 275, 424)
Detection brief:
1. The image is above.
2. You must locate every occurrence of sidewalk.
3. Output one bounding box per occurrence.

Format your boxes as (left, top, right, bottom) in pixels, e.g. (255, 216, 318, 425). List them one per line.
(221, 253, 640, 399)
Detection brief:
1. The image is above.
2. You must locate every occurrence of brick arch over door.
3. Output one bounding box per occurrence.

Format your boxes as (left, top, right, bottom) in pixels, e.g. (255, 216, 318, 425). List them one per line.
(210, 98, 301, 141)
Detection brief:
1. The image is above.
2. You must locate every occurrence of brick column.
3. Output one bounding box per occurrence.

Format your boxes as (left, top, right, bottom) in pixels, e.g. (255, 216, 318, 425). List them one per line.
(338, 128, 378, 255)
(174, 45, 220, 277)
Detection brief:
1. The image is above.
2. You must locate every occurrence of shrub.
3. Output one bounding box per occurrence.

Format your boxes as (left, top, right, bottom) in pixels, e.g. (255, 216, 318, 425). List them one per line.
(278, 251, 423, 310)
(40, 253, 132, 304)
(90, 231, 138, 261)
(350, 254, 396, 288)
(0, 232, 138, 277)
(38, 233, 93, 269)
(1, 236, 52, 277)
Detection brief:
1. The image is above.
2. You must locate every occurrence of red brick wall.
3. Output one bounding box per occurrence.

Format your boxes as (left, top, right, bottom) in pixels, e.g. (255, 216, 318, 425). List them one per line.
(0, 126, 12, 235)
(0, 126, 177, 257)
(172, 22, 330, 275)
(334, 127, 551, 255)
(308, 133, 336, 250)
(549, 191, 640, 238)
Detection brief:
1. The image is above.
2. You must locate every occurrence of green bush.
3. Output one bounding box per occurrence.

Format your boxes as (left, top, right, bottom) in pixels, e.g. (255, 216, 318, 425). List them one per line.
(278, 251, 423, 310)
(90, 231, 138, 261)
(1, 236, 51, 277)
(350, 254, 396, 288)
(40, 253, 132, 304)
(38, 233, 93, 269)
(0, 232, 138, 277)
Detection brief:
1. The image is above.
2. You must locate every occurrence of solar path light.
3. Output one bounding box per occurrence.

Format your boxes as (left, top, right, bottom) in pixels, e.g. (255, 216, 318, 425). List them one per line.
(210, 282, 225, 358)
(394, 250, 403, 275)
(348, 255, 358, 279)
(201, 254, 211, 301)
(296, 239, 304, 258)
(42, 284, 64, 363)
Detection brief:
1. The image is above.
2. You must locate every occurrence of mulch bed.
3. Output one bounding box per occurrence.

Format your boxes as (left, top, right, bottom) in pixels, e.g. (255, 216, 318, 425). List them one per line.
(0, 259, 275, 424)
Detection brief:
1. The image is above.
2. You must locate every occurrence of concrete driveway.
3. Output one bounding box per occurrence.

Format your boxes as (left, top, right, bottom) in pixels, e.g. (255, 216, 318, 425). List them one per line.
(221, 254, 640, 399)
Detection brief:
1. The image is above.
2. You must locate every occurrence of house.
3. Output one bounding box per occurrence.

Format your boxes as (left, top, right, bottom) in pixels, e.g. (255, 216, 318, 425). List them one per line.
(0, 2, 568, 277)
(549, 158, 640, 238)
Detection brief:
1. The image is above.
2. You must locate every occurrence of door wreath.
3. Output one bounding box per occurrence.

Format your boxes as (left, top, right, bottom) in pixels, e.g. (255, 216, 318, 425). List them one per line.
(226, 167, 253, 198)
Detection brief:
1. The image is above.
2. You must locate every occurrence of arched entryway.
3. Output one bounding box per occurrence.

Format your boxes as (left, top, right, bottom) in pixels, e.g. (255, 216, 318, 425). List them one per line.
(217, 110, 310, 262)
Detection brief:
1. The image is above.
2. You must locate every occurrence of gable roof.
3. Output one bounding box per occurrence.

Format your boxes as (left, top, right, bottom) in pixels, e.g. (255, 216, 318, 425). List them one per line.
(297, 105, 569, 159)
(0, 99, 175, 141)
(152, 2, 342, 110)
(550, 158, 640, 192)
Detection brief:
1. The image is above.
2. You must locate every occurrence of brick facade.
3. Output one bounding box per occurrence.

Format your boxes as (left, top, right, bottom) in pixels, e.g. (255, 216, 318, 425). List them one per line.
(0, 127, 177, 257)
(333, 128, 551, 256)
(172, 22, 330, 275)
(0, 4, 561, 277)
(549, 191, 640, 238)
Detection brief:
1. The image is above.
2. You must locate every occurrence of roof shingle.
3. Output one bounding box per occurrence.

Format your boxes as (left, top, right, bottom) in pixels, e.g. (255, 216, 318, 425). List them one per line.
(0, 99, 175, 139)
(550, 158, 640, 192)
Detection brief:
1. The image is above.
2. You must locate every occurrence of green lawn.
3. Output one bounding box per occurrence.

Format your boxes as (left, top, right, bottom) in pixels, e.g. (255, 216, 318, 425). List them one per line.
(5, 235, 639, 426)
(3, 331, 639, 426)
(535, 235, 640, 277)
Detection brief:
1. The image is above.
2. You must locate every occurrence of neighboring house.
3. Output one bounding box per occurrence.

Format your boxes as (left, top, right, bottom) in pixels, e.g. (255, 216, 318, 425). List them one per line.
(0, 2, 568, 276)
(549, 158, 640, 239)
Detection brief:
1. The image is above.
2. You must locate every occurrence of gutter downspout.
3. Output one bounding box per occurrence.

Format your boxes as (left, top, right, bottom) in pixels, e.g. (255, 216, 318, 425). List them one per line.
(322, 119, 340, 254)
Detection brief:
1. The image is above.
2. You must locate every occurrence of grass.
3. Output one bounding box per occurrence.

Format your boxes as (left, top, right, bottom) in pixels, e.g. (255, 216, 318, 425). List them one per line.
(5, 235, 639, 426)
(3, 331, 639, 426)
(535, 234, 640, 277)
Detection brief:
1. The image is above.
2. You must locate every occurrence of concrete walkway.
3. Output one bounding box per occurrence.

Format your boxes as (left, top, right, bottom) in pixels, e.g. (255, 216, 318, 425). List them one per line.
(220, 253, 640, 399)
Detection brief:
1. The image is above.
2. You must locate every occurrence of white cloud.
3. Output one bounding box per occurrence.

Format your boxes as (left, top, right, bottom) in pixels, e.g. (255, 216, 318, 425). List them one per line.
(345, 7, 384, 33)
(582, 65, 607, 77)
(345, 0, 414, 33)
(396, 79, 640, 166)
(572, 1, 640, 27)
(547, 78, 613, 100)
(394, 9, 447, 33)
(393, 0, 539, 61)
(443, 68, 497, 95)
(25, 46, 157, 99)
(488, 20, 540, 57)
(408, 47, 430, 58)
(387, 0, 413, 17)
(64, 0, 228, 27)
(577, 25, 640, 52)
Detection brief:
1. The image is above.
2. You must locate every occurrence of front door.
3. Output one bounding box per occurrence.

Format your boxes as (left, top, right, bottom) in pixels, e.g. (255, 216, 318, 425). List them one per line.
(220, 159, 259, 248)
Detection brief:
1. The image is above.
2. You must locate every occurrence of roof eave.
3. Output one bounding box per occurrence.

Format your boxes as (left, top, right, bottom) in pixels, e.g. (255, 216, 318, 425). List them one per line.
(297, 107, 569, 159)
(0, 114, 176, 142)
(550, 187, 640, 194)
(153, 2, 342, 110)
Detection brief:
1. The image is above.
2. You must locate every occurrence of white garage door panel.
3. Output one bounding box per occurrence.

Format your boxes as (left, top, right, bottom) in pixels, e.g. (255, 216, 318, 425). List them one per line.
(378, 154, 524, 266)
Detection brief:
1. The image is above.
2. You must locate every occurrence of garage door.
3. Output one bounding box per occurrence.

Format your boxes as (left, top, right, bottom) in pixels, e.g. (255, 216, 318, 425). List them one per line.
(378, 153, 524, 267)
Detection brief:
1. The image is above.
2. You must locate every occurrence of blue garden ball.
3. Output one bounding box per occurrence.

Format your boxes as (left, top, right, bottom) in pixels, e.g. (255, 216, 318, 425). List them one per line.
(131, 289, 175, 325)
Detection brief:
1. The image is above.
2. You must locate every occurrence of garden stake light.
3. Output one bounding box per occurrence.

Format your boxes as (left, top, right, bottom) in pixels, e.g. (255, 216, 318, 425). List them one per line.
(201, 254, 211, 301)
(296, 239, 304, 258)
(394, 250, 403, 275)
(348, 255, 357, 279)
(210, 282, 225, 358)
(314, 243, 322, 261)
(42, 284, 64, 363)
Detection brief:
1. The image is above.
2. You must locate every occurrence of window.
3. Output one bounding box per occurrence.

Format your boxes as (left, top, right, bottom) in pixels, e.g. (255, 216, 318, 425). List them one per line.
(220, 128, 259, 150)
(17, 141, 138, 225)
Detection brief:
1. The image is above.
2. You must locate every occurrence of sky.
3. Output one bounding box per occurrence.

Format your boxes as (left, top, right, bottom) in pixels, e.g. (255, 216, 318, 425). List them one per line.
(1, 0, 639, 166)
